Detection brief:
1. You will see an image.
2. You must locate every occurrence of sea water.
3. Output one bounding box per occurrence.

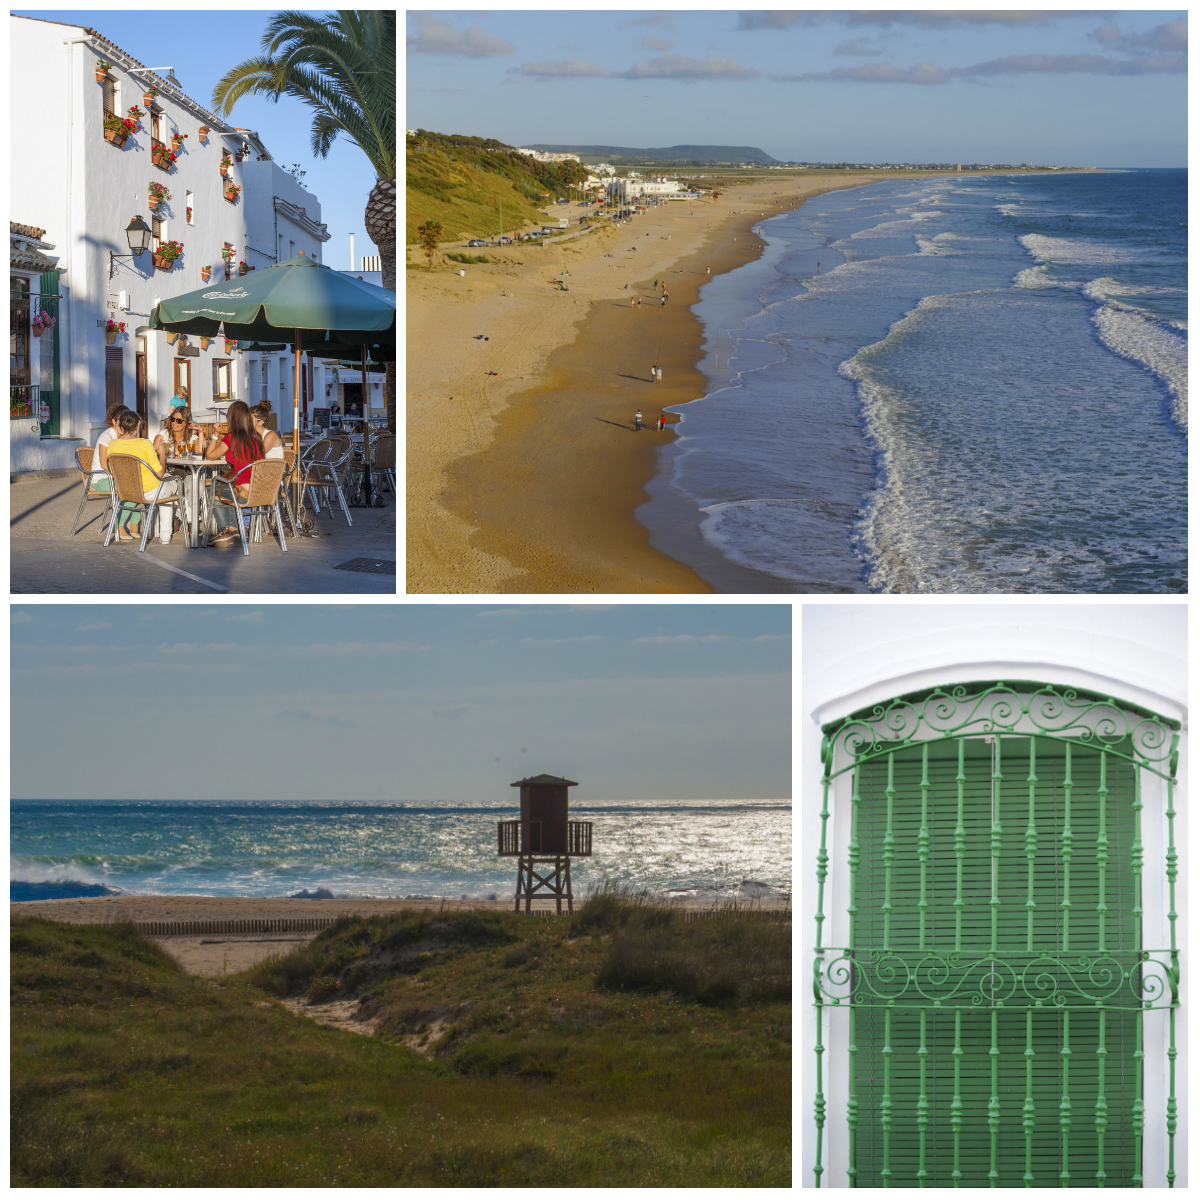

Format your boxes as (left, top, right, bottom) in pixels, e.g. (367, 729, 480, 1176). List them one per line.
(644, 169, 1186, 594)
(11, 798, 791, 903)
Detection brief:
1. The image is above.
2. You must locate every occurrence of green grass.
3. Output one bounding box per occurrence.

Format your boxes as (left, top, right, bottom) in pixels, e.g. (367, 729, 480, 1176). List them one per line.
(11, 895, 790, 1186)
(406, 130, 590, 245)
(444, 253, 489, 265)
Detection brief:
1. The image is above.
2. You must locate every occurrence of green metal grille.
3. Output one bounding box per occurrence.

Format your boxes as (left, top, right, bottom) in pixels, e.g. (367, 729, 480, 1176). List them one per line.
(813, 682, 1180, 1189)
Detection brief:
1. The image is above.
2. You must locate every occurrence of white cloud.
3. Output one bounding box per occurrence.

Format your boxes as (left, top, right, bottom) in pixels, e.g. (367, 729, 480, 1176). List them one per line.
(522, 635, 605, 644)
(275, 706, 356, 730)
(227, 611, 263, 623)
(11, 611, 33, 624)
(620, 54, 756, 80)
(640, 35, 672, 52)
(510, 58, 608, 77)
(1091, 19, 1187, 55)
(407, 13, 514, 59)
(781, 49, 1187, 84)
(633, 634, 727, 644)
(738, 10, 1103, 31)
(78, 621, 111, 632)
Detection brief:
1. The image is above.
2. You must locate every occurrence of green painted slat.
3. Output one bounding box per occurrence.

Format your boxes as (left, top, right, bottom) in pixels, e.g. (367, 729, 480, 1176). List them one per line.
(851, 738, 1140, 1188)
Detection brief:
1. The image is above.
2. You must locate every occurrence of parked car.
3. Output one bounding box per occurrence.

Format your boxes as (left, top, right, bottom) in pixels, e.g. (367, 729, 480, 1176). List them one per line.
(467, 239, 487, 247)
(499, 236, 513, 244)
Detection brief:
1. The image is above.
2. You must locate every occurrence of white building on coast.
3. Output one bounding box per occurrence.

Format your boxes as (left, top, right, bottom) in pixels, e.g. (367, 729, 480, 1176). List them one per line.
(9, 14, 331, 473)
(605, 176, 685, 205)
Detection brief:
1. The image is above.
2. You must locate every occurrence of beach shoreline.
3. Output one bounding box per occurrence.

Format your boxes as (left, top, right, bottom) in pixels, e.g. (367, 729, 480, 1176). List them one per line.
(406, 173, 899, 593)
(10, 894, 791, 924)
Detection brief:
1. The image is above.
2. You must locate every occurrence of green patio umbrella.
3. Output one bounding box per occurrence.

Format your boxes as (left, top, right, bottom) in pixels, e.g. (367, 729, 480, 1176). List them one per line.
(149, 253, 395, 455)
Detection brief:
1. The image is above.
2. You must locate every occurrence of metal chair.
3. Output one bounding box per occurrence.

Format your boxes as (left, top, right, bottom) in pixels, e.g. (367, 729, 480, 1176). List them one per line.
(103, 453, 184, 552)
(70, 446, 113, 536)
(302, 437, 354, 526)
(279, 448, 303, 535)
(370, 435, 396, 498)
(299, 438, 334, 514)
(205, 458, 289, 555)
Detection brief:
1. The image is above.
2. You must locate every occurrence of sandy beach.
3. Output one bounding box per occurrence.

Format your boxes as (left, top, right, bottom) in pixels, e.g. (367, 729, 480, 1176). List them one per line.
(13, 894, 789, 975)
(407, 173, 895, 593)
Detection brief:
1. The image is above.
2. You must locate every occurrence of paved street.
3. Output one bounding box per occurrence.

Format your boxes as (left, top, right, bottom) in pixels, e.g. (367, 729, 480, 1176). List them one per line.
(11, 470, 396, 594)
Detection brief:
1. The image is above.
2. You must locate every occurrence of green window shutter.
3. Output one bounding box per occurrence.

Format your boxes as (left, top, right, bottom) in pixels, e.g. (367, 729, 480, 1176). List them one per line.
(850, 738, 1140, 1187)
(37, 270, 60, 436)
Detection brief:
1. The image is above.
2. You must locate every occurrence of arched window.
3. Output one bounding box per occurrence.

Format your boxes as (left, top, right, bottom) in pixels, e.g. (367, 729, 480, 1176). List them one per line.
(812, 681, 1180, 1188)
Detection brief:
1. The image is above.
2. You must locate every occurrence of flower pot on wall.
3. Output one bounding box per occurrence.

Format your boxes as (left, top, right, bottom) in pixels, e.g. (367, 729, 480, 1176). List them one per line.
(225, 188, 239, 204)
(200, 267, 211, 282)
(198, 125, 209, 139)
(105, 329, 117, 345)
(219, 165, 229, 177)
(104, 128, 129, 147)
(152, 253, 176, 270)
(95, 68, 110, 83)
(32, 327, 44, 338)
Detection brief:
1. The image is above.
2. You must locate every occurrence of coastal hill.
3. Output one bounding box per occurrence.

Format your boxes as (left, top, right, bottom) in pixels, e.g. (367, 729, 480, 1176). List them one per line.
(407, 129, 590, 244)
(527, 144, 780, 166)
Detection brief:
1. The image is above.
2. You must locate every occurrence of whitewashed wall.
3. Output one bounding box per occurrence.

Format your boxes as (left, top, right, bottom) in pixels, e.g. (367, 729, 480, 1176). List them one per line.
(10, 15, 329, 465)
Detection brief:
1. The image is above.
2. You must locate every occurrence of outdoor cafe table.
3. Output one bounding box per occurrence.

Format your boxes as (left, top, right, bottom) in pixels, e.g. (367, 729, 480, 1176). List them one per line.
(166, 455, 227, 549)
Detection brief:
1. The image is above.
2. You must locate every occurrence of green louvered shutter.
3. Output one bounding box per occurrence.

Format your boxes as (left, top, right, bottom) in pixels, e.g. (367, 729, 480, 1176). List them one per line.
(850, 737, 1140, 1187)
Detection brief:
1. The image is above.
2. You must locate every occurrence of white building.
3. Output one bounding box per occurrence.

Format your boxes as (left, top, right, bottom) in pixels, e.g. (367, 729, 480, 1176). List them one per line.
(9, 14, 331, 472)
(803, 604, 1187, 1189)
(604, 177, 684, 205)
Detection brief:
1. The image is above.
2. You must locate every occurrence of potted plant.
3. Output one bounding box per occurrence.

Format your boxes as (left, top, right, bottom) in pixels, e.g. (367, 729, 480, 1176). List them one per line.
(171, 131, 187, 149)
(103, 105, 142, 147)
(143, 86, 158, 106)
(95, 59, 112, 82)
(104, 318, 127, 345)
(200, 266, 211, 282)
(152, 141, 181, 170)
(152, 239, 184, 270)
(148, 181, 171, 211)
(186, 206, 192, 222)
(224, 182, 241, 203)
(198, 124, 209, 139)
(221, 242, 236, 280)
(238, 260, 249, 276)
(219, 153, 232, 176)
(30, 311, 56, 338)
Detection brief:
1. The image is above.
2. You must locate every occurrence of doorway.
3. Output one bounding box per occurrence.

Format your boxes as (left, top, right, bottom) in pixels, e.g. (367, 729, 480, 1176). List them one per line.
(173, 357, 190, 404)
(105, 346, 124, 409)
(135, 345, 147, 429)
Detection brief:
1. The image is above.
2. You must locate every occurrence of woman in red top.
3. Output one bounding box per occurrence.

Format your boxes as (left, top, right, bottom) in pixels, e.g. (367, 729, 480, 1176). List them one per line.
(205, 400, 263, 543)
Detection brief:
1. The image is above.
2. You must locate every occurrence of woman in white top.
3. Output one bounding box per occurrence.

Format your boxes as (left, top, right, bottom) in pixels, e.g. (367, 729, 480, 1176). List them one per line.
(249, 401, 285, 459)
(94, 403, 138, 535)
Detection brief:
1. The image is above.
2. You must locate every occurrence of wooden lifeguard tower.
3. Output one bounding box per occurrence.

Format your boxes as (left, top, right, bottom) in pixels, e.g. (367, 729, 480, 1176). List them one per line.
(497, 773, 593, 913)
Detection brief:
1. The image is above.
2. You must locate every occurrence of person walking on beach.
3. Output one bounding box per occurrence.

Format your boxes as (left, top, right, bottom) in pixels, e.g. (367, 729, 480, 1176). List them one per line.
(657, 414, 666, 431)
(650, 364, 658, 383)
(635, 410, 642, 431)
(706, 266, 711, 275)
(660, 294, 667, 307)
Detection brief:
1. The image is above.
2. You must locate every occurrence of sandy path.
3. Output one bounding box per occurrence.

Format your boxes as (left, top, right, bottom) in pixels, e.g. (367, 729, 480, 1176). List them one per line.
(406, 175, 893, 593)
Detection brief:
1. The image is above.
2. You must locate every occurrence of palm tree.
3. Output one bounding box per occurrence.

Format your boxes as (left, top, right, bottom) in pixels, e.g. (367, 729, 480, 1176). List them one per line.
(211, 10, 397, 431)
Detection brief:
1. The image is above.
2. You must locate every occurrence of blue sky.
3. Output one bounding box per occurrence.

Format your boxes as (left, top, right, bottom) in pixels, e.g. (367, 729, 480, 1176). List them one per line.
(16, 9, 386, 267)
(407, 9, 1186, 166)
(11, 604, 791, 802)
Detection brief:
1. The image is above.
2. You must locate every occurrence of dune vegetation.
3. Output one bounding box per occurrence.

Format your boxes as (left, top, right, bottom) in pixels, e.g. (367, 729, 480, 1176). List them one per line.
(406, 129, 591, 246)
(11, 890, 790, 1187)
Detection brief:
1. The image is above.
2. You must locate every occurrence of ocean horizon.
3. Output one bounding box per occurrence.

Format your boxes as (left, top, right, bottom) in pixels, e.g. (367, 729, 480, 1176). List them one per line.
(11, 797, 792, 904)
(645, 167, 1186, 594)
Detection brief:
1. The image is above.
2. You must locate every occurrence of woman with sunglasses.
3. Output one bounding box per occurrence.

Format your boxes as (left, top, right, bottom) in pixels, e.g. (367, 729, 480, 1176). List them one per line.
(153, 407, 205, 535)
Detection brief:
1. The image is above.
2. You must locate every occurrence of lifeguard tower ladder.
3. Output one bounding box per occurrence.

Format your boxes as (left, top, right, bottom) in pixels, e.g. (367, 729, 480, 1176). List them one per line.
(497, 774, 593, 913)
